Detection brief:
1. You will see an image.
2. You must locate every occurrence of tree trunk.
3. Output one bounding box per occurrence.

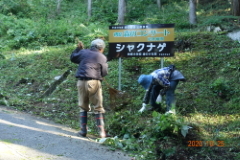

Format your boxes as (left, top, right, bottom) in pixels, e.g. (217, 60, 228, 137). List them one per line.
(189, 0, 197, 25)
(117, 0, 126, 25)
(56, 0, 62, 16)
(232, 0, 240, 16)
(88, 0, 92, 19)
(157, 0, 161, 10)
(41, 70, 71, 97)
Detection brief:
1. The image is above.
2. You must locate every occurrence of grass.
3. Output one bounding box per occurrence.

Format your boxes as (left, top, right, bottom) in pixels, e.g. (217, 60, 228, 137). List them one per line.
(1, 32, 240, 159)
(0, 0, 240, 159)
(185, 113, 240, 146)
(1, 32, 239, 159)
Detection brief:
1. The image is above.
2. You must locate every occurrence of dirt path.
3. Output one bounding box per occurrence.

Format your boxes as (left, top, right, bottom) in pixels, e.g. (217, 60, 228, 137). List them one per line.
(0, 106, 132, 160)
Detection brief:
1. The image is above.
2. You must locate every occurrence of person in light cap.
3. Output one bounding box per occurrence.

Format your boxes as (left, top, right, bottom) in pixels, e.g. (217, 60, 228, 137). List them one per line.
(90, 38, 106, 50)
(138, 65, 186, 113)
(70, 38, 111, 138)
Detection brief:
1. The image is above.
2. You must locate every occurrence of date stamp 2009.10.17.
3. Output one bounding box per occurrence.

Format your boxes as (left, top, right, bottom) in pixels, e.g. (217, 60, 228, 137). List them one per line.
(187, 140, 225, 147)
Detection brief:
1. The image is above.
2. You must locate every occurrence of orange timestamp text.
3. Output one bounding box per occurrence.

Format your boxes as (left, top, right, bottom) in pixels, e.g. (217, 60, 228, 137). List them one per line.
(188, 140, 225, 147)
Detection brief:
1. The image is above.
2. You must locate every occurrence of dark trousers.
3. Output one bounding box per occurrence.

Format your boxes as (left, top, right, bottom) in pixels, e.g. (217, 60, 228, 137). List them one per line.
(150, 80, 179, 111)
(150, 85, 163, 109)
(166, 80, 179, 111)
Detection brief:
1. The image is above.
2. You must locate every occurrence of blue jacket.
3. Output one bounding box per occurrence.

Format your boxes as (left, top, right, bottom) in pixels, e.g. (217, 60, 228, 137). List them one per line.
(70, 48, 108, 80)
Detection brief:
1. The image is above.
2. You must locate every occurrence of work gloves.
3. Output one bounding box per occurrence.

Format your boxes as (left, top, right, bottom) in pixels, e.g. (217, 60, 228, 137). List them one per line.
(138, 103, 147, 113)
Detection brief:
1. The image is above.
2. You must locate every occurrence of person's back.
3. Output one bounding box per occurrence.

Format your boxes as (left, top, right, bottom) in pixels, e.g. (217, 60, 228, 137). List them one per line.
(74, 48, 107, 80)
(170, 70, 185, 81)
(70, 38, 108, 81)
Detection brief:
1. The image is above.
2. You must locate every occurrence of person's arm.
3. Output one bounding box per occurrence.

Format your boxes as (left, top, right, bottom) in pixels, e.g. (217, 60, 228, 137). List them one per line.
(70, 41, 84, 64)
(138, 82, 153, 113)
(142, 82, 154, 104)
(100, 62, 108, 77)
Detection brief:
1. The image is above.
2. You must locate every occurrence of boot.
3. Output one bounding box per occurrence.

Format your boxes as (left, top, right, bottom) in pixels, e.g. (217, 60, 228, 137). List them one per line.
(95, 113, 111, 138)
(77, 111, 87, 137)
(147, 106, 158, 111)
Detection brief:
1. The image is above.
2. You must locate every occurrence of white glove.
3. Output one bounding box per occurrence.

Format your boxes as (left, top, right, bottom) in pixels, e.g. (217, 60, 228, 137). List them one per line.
(138, 103, 147, 113)
(156, 94, 162, 104)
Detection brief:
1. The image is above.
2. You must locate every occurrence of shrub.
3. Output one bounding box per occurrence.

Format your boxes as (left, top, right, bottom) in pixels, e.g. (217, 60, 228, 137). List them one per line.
(210, 77, 232, 99)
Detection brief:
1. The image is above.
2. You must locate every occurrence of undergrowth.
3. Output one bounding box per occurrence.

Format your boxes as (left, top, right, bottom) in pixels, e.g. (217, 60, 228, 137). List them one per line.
(0, 0, 240, 159)
(0, 32, 239, 159)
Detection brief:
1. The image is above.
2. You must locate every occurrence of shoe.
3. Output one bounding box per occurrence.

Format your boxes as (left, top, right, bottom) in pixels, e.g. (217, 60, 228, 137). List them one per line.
(147, 107, 161, 112)
(165, 110, 176, 114)
(77, 131, 86, 137)
(106, 134, 112, 137)
(105, 130, 112, 137)
(147, 107, 157, 111)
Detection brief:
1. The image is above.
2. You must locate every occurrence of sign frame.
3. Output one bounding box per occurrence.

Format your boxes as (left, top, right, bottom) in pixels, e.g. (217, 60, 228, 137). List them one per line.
(108, 24, 175, 59)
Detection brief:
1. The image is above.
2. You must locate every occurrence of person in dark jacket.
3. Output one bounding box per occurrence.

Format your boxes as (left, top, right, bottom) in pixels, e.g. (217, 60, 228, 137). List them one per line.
(137, 65, 185, 113)
(70, 39, 109, 138)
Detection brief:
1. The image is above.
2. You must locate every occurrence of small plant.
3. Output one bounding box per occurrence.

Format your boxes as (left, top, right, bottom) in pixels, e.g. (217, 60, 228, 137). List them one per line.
(210, 77, 232, 99)
(134, 112, 191, 159)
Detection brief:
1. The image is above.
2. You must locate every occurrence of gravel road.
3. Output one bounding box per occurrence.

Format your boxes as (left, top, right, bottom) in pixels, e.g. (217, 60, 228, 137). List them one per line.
(0, 106, 132, 160)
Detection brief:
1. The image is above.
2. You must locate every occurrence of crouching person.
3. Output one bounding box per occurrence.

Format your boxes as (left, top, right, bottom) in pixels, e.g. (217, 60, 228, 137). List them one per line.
(138, 65, 186, 113)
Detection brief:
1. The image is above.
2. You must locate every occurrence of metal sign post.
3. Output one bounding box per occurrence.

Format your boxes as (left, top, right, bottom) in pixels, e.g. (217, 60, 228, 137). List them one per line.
(160, 57, 164, 68)
(108, 24, 175, 90)
(118, 57, 122, 91)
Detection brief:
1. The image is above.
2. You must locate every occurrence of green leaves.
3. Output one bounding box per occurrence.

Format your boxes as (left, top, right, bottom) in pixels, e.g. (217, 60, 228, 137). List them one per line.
(181, 125, 192, 138)
(152, 111, 190, 137)
(210, 77, 232, 99)
(0, 1, 240, 159)
(97, 136, 127, 150)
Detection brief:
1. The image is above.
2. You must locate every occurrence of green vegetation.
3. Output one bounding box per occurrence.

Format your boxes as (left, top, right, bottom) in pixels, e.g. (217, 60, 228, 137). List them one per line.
(0, 0, 239, 159)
